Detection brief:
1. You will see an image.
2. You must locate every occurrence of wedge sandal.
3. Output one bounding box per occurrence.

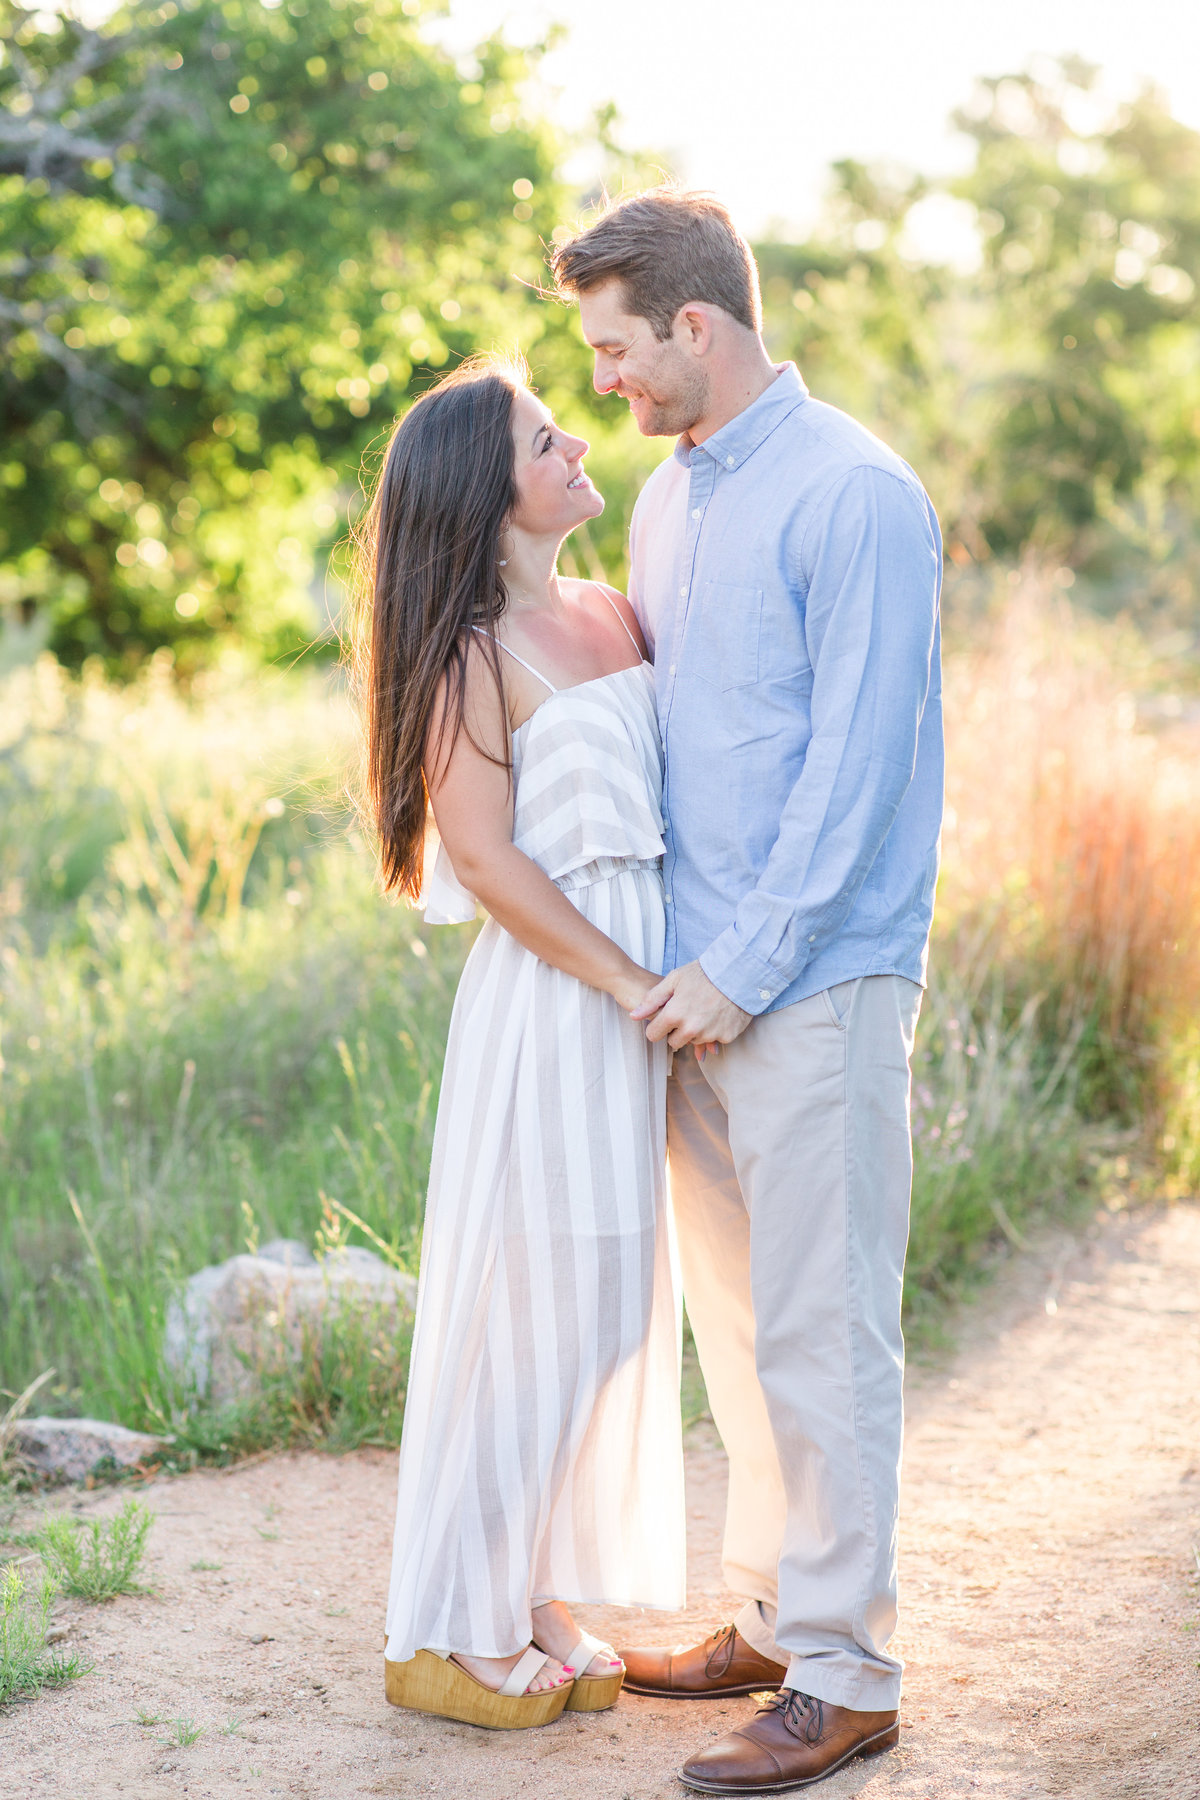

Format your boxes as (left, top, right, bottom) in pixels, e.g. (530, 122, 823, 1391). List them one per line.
(383, 1644, 571, 1730)
(560, 1629, 625, 1712)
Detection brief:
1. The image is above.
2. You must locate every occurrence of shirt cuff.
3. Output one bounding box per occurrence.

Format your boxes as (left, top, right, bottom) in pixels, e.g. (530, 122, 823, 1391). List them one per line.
(698, 928, 799, 1016)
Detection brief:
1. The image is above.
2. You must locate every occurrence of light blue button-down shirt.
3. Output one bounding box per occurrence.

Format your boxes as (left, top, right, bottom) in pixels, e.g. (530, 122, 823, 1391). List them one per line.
(627, 363, 943, 1015)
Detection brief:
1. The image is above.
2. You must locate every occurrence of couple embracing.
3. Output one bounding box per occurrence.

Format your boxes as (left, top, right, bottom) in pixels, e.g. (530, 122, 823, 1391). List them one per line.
(359, 188, 943, 1795)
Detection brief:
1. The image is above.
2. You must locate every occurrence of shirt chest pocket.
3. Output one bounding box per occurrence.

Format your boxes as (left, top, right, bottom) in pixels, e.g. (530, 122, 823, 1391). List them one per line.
(684, 583, 763, 690)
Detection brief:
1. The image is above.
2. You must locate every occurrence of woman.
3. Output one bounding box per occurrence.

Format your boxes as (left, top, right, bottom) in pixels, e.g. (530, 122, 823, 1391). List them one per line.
(354, 353, 685, 1731)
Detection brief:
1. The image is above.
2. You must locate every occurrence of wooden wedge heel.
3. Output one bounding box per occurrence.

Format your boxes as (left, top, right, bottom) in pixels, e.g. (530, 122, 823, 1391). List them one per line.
(383, 1645, 571, 1730)
(560, 1629, 625, 1712)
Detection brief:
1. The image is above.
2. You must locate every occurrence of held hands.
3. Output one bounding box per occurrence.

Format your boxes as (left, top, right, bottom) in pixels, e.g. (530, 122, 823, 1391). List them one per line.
(608, 964, 668, 1017)
(630, 961, 752, 1054)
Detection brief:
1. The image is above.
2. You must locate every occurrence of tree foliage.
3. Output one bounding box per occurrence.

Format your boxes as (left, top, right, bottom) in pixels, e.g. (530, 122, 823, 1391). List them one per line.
(0, 0, 568, 665)
(4, 41, 1200, 665)
(758, 61, 1200, 612)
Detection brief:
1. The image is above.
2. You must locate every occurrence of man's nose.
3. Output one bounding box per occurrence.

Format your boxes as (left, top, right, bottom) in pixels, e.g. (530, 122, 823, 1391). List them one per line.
(593, 356, 617, 395)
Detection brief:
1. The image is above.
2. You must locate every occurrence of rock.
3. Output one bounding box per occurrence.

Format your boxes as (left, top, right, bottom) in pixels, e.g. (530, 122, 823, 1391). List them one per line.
(163, 1243, 417, 1408)
(15, 1417, 170, 1483)
(256, 1238, 317, 1268)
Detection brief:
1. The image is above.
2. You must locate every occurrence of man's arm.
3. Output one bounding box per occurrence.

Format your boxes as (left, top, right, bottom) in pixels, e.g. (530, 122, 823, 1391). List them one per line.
(641, 464, 941, 1047)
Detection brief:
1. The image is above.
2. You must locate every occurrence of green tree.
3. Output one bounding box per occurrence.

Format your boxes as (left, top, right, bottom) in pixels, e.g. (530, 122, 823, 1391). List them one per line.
(758, 61, 1200, 609)
(0, 0, 565, 666)
(755, 162, 971, 543)
(953, 62, 1200, 598)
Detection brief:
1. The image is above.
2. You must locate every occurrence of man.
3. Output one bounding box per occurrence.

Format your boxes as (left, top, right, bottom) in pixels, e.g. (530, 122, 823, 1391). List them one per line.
(551, 189, 943, 1794)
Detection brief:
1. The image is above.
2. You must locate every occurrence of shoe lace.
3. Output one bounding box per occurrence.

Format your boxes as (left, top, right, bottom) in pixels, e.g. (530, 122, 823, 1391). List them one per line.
(703, 1624, 738, 1678)
(762, 1689, 824, 1744)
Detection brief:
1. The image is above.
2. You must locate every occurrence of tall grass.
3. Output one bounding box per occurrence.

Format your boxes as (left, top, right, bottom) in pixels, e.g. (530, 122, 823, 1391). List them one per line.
(897, 589, 1200, 1316)
(1, 590, 1197, 1444)
(0, 655, 469, 1444)
(938, 593, 1200, 1137)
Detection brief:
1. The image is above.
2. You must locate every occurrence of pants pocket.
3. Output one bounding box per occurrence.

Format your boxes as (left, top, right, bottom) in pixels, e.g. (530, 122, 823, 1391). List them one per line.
(820, 978, 861, 1030)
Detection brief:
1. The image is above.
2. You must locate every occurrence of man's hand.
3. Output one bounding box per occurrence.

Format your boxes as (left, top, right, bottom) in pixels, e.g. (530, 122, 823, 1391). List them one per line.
(631, 961, 753, 1050)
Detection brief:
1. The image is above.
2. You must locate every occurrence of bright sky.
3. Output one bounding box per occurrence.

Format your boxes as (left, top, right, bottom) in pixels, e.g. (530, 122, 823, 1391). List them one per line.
(433, 0, 1200, 241)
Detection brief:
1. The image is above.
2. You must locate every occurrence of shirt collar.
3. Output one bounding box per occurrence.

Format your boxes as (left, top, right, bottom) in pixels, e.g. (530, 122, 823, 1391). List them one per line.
(672, 363, 809, 471)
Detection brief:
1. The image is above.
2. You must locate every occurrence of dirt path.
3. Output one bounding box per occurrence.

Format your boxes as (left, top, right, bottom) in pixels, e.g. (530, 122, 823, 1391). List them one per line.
(3, 1201, 1199, 1800)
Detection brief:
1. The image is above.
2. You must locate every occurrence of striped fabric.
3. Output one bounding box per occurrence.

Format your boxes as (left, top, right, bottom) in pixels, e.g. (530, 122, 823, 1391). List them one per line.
(384, 660, 686, 1661)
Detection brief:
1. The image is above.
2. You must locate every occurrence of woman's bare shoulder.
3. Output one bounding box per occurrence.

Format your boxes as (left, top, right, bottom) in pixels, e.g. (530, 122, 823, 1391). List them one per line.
(567, 577, 647, 658)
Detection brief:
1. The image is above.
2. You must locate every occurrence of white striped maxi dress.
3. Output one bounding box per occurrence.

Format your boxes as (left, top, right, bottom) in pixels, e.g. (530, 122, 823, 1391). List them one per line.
(383, 653, 686, 1663)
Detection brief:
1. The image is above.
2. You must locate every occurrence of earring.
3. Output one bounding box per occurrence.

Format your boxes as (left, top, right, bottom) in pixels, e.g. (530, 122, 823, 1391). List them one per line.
(497, 529, 514, 569)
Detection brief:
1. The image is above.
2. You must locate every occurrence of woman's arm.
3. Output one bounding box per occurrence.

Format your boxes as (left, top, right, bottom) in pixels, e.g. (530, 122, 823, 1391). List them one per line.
(424, 640, 659, 1013)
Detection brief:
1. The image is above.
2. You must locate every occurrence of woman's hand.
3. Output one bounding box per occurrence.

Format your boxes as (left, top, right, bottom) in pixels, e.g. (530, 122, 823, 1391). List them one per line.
(608, 964, 666, 1016)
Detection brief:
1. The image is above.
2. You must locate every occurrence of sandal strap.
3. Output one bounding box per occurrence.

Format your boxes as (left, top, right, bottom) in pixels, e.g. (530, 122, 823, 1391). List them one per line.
(497, 1644, 551, 1698)
(566, 1629, 618, 1674)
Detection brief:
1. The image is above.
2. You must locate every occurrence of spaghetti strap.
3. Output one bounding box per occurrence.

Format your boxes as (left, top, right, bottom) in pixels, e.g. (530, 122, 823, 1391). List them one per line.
(471, 625, 557, 693)
(593, 584, 644, 659)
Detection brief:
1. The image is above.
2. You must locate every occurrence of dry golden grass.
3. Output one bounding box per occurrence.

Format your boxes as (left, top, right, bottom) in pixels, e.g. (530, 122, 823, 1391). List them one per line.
(940, 589, 1200, 1142)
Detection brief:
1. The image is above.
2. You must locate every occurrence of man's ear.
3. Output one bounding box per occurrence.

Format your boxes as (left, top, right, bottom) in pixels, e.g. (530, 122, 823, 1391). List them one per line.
(674, 303, 715, 357)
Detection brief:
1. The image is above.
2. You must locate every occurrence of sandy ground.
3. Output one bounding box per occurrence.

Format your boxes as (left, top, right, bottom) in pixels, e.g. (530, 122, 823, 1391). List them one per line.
(3, 1200, 1199, 1800)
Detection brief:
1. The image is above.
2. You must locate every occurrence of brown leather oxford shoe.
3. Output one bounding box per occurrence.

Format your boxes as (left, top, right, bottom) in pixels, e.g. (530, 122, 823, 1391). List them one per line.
(679, 1688, 900, 1792)
(618, 1624, 787, 1698)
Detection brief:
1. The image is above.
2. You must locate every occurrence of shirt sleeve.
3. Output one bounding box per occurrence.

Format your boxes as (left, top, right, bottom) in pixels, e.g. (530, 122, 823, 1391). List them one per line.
(698, 464, 942, 1013)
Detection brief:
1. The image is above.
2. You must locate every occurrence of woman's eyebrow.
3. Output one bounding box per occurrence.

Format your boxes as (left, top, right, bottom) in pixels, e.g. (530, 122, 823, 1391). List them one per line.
(531, 421, 552, 450)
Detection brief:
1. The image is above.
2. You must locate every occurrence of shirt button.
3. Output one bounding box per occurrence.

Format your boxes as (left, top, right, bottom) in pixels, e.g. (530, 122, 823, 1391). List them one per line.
(664, 894, 673, 906)
(678, 585, 687, 597)
(808, 934, 816, 943)
(691, 507, 702, 520)
(669, 662, 677, 675)
(725, 455, 735, 468)
(758, 987, 770, 1000)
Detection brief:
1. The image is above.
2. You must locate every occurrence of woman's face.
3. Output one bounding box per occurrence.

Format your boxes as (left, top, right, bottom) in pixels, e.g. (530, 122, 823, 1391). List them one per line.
(507, 387, 604, 539)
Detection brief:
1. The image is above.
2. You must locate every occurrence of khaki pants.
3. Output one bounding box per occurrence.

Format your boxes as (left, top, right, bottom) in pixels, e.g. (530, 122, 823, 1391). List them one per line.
(667, 974, 922, 1710)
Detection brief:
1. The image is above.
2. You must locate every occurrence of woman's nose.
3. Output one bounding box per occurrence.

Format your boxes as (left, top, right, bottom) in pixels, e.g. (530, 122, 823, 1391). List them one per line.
(567, 433, 590, 459)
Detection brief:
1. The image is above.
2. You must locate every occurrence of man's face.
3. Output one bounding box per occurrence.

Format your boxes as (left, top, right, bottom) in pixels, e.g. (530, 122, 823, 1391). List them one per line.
(577, 279, 709, 438)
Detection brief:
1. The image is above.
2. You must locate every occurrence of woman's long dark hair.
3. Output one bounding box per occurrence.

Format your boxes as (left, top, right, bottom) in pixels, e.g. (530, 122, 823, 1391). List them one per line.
(349, 352, 527, 900)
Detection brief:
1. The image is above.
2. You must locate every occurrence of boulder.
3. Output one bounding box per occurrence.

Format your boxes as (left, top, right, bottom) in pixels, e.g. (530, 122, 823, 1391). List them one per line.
(15, 1417, 170, 1483)
(163, 1240, 417, 1408)
(257, 1237, 318, 1269)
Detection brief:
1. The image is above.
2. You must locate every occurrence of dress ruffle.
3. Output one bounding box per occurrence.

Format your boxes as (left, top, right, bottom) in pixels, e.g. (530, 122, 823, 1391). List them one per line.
(419, 663, 663, 922)
(419, 840, 478, 926)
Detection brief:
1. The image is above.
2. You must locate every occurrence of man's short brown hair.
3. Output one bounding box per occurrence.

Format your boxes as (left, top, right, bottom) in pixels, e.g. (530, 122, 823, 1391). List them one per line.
(551, 186, 762, 341)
